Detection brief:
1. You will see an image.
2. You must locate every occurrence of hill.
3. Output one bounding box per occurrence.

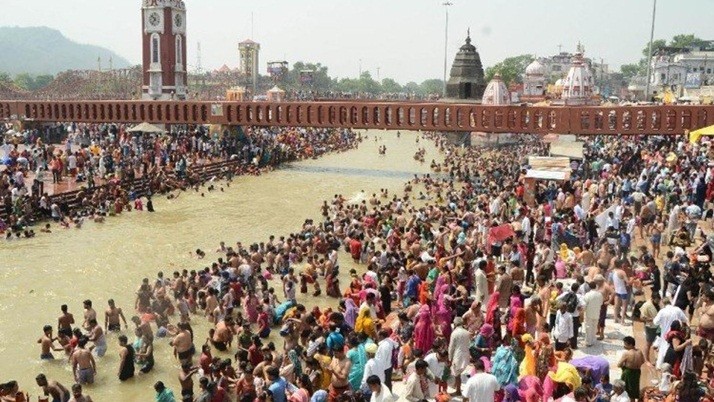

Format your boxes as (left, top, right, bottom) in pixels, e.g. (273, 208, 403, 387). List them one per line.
(0, 26, 132, 75)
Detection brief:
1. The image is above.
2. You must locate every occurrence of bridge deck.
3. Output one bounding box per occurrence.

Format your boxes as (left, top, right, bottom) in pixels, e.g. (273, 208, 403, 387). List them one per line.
(1, 100, 713, 134)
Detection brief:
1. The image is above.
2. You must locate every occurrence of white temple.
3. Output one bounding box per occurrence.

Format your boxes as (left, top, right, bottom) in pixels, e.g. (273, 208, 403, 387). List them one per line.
(560, 52, 597, 105)
(481, 73, 511, 105)
(523, 59, 546, 100)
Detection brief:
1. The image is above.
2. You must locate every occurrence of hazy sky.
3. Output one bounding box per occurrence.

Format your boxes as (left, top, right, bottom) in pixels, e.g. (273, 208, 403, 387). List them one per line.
(1, 0, 712, 83)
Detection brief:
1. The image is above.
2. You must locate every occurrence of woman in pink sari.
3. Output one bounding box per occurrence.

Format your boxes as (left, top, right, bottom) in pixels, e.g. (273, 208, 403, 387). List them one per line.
(413, 304, 436, 353)
(434, 284, 453, 341)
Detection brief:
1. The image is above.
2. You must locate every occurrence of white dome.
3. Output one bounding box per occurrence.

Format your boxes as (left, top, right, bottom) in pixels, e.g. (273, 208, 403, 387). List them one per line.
(561, 52, 594, 104)
(525, 59, 545, 76)
(482, 74, 510, 105)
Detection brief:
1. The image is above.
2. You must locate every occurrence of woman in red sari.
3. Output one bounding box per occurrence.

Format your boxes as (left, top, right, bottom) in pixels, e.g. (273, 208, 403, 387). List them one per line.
(485, 291, 502, 342)
(510, 308, 527, 346)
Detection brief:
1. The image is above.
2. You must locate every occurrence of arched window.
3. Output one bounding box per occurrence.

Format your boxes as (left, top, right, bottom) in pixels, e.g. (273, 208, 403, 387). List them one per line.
(175, 35, 182, 66)
(151, 33, 160, 64)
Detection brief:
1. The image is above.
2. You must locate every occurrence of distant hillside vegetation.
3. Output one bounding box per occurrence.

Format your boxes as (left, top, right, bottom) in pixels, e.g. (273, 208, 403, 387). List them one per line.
(0, 26, 131, 75)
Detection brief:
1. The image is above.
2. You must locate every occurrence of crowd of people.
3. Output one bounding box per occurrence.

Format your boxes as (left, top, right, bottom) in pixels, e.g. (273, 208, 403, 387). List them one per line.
(5, 130, 714, 402)
(0, 124, 359, 238)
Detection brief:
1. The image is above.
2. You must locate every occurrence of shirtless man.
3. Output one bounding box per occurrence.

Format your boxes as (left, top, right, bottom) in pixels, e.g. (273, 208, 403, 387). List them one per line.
(38, 325, 64, 360)
(35, 374, 70, 402)
(617, 336, 645, 402)
(86, 319, 107, 357)
(210, 317, 235, 352)
(105, 299, 127, 332)
(70, 337, 96, 385)
(327, 346, 352, 402)
(58, 305, 75, 336)
(67, 383, 93, 402)
(205, 288, 219, 324)
(697, 290, 714, 341)
(595, 275, 613, 340)
(82, 300, 96, 331)
(178, 362, 199, 402)
(171, 322, 195, 364)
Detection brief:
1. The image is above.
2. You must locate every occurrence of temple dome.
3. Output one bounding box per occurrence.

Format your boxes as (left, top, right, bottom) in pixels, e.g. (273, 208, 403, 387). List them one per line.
(525, 59, 545, 76)
(561, 52, 594, 105)
(482, 73, 510, 105)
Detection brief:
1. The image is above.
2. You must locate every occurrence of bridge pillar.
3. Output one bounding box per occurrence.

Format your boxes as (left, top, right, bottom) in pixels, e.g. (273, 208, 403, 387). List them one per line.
(441, 131, 472, 146)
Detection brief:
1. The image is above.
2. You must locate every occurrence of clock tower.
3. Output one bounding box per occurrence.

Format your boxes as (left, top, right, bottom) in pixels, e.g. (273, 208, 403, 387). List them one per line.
(141, 0, 187, 100)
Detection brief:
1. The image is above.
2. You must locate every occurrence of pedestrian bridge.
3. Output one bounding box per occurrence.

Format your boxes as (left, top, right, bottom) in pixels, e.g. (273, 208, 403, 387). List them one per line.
(1, 99, 712, 135)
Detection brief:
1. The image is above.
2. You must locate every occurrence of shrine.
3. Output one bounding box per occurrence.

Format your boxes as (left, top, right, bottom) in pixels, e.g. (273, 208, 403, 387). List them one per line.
(445, 30, 486, 100)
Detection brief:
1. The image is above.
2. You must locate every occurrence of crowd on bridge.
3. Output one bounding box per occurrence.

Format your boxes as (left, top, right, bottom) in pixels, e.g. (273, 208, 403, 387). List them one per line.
(10, 128, 714, 402)
(0, 123, 359, 238)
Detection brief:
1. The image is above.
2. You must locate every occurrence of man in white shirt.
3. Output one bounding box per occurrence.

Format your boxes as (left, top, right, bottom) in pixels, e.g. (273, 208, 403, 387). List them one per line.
(521, 214, 532, 240)
(473, 259, 488, 305)
(374, 329, 398, 390)
(611, 379, 631, 402)
(424, 349, 448, 395)
(556, 283, 584, 349)
(653, 298, 688, 368)
(553, 302, 573, 351)
(582, 281, 604, 347)
(463, 359, 499, 402)
(361, 343, 383, 392)
(404, 360, 435, 402)
(366, 375, 396, 402)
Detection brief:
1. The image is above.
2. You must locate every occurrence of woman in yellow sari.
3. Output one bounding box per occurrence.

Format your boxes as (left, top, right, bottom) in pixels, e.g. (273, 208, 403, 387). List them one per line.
(519, 334, 536, 379)
(354, 308, 376, 339)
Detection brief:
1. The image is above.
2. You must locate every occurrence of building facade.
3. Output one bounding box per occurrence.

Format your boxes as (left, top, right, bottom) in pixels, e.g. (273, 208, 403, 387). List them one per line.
(141, 0, 187, 100)
(239, 39, 261, 95)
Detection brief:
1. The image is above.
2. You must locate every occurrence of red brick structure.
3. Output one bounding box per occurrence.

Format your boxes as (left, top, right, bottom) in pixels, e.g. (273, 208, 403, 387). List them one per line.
(142, 0, 187, 100)
(1, 100, 713, 135)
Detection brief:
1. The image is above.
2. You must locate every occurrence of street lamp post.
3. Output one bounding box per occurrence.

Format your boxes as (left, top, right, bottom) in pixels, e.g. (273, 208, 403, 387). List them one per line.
(442, 2, 453, 97)
(644, 0, 657, 101)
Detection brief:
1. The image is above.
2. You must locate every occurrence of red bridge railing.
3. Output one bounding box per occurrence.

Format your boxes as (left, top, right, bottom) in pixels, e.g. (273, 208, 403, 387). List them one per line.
(1, 100, 712, 134)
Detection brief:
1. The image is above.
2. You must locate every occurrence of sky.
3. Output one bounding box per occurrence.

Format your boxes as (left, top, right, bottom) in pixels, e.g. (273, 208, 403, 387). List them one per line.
(1, 0, 712, 83)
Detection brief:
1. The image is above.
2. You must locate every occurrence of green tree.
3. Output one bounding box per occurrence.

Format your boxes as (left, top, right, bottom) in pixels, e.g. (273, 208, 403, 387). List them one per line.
(620, 63, 641, 80)
(403, 81, 420, 94)
(380, 78, 402, 93)
(419, 79, 443, 95)
(669, 34, 707, 49)
(13, 73, 34, 90)
(33, 74, 54, 89)
(0, 72, 10, 83)
(485, 54, 534, 85)
(285, 61, 333, 92)
(357, 71, 380, 94)
(642, 39, 667, 58)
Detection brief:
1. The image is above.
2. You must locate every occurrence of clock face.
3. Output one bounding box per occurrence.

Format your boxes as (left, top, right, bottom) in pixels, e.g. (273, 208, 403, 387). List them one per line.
(174, 14, 182, 27)
(149, 12, 160, 27)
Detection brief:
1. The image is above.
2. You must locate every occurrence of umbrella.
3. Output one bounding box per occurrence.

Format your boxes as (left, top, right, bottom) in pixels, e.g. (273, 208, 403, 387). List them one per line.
(689, 124, 714, 144)
(127, 122, 165, 134)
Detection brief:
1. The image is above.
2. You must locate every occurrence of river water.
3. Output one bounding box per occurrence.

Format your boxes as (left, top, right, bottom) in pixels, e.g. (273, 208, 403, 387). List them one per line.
(0, 130, 439, 401)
